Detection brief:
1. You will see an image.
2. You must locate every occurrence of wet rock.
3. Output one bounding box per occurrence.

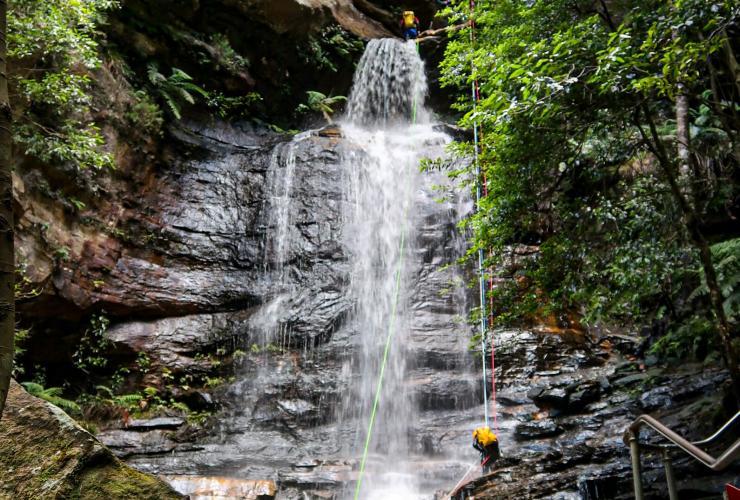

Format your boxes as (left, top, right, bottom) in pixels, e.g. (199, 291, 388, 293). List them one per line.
(567, 381, 602, 411)
(126, 417, 186, 430)
(497, 391, 529, 406)
(0, 380, 182, 499)
(527, 385, 569, 411)
(163, 475, 277, 500)
(639, 386, 673, 411)
(106, 310, 252, 375)
(98, 429, 179, 457)
(611, 373, 649, 388)
(514, 420, 564, 440)
(177, 390, 216, 411)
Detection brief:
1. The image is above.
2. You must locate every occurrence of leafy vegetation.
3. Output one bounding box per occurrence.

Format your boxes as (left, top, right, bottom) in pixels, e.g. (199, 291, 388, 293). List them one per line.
(21, 382, 80, 413)
(73, 313, 111, 371)
(146, 64, 209, 120)
(296, 91, 347, 123)
(299, 25, 365, 73)
(439, 0, 739, 382)
(8, 0, 119, 169)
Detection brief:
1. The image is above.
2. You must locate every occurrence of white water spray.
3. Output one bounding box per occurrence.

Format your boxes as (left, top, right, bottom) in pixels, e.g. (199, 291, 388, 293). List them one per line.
(341, 38, 452, 499)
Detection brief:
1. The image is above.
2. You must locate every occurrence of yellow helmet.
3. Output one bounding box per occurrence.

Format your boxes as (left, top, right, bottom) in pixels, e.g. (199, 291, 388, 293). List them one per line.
(473, 426, 497, 446)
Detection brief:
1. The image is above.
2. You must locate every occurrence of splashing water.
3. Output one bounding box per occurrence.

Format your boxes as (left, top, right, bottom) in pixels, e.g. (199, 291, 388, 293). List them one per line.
(346, 39, 430, 127)
(340, 38, 454, 499)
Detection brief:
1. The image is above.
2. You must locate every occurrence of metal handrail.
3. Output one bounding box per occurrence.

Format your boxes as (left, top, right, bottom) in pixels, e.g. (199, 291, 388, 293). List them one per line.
(690, 410, 740, 447)
(625, 411, 740, 500)
(626, 412, 740, 471)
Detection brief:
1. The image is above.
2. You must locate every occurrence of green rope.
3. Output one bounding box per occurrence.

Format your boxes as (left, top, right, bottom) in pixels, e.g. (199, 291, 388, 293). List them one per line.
(353, 37, 419, 500)
(411, 39, 420, 123)
(353, 210, 408, 500)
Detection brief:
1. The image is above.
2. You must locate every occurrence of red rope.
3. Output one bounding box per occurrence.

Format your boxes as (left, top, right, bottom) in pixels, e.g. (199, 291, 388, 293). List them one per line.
(469, 0, 498, 437)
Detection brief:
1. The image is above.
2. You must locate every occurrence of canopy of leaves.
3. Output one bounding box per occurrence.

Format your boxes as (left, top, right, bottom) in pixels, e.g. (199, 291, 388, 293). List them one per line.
(439, 0, 739, 355)
(9, 0, 119, 169)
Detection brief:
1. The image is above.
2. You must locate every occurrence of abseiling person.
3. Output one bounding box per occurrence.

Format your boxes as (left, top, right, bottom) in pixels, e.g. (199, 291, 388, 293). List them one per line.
(472, 426, 501, 473)
(400, 10, 420, 40)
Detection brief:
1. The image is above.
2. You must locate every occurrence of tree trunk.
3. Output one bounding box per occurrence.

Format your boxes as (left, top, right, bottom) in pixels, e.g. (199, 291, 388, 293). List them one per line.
(674, 88, 739, 402)
(640, 103, 740, 404)
(0, 0, 13, 420)
(675, 84, 691, 180)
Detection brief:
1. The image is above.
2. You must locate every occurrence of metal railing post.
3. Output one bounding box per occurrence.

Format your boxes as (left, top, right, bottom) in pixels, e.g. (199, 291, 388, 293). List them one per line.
(629, 430, 644, 500)
(663, 448, 678, 500)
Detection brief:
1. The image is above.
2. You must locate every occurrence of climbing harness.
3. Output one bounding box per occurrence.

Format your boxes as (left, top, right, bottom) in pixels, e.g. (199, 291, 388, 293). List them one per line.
(353, 38, 421, 500)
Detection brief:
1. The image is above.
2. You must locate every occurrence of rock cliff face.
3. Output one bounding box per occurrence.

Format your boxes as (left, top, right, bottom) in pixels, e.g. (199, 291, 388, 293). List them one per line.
(0, 380, 182, 499)
(11, 1, 739, 499)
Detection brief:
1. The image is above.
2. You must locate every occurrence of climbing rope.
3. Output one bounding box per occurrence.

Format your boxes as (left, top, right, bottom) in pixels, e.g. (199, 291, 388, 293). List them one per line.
(468, 0, 496, 433)
(353, 205, 409, 500)
(353, 37, 420, 500)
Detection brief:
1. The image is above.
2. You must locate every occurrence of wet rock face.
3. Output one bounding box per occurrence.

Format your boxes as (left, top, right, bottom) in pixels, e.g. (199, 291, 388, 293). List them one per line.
(453, 331, 738, 500)
(0, 380, 183, 499)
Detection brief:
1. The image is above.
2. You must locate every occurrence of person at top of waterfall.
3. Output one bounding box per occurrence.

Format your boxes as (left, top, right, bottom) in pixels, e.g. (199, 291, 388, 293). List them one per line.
(400, 10, 420, 40)
(472, 426, 500, 474)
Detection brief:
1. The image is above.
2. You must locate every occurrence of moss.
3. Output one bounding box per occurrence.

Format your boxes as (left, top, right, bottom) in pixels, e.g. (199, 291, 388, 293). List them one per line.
(1, 380, 182, 499)
(75, 463, 181, 499)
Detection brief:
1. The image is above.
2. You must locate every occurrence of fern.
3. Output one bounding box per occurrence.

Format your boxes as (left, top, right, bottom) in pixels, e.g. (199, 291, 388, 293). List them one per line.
(147, 64, 209, 120)
(95, 384, 115, 399)
(22, 382, 81, 413)
(113, 394, 143, 406)
(296, 91, 347, 124)
(688, 238, 740, 318)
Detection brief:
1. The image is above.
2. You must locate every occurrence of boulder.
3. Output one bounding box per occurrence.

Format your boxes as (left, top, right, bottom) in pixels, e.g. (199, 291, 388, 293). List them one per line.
(514, 420, 564, 440)
(527, 385, 569, 411)
(0, 380, 183, 499)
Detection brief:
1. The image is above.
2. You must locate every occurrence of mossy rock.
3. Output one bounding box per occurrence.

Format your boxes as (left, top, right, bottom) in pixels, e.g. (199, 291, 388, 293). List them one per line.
(0, 380, 183, 499)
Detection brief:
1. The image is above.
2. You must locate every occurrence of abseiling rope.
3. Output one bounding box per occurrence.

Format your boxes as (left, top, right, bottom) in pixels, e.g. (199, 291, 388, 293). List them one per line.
(468, 0, 492, 431)
(353, 38, 420, 500)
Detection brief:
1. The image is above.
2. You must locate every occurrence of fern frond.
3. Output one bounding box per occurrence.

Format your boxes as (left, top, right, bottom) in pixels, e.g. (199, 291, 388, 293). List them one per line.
(21, 381, 44, 395)
(177, 87, 196, 105)
(47, 396, 81, 413)
(95, 385, 115, 398)
(113, 394, 143, 405)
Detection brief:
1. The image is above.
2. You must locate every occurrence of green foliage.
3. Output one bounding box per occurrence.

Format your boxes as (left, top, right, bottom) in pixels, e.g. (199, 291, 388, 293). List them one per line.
(126, 90, 164, 135)
(296, 91, 347, 123)
(92, 385, 143, 410)
(439, 0, 739, 350)
(22, 382, 81, 414)
(206, 91, 263, 119)
(135, 352, 151, 374)
(651, 316, 718, 360)
(9, 0, 119, 169)
(299, 25, 364, 73)
(12, 329, 30, 378)
(689, 238, 740, 318)
(15, 259, 41, 301)
(209, 33, 250, 74)
(146, 64, 209, 119)
(73, 313, 111, 371)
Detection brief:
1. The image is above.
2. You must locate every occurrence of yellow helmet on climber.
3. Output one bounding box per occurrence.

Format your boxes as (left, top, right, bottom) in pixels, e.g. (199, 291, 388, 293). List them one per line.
(473, 426, 498, 446)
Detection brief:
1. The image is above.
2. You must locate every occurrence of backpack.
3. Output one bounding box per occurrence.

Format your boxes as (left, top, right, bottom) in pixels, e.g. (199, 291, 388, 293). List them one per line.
(474, 426, 497, 446)
(403, 11, 416, 28)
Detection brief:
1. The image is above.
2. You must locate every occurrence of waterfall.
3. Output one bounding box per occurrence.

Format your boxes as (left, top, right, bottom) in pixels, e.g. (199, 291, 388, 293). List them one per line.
(340, 38, 454, 499)
(346, 38, 430, 127)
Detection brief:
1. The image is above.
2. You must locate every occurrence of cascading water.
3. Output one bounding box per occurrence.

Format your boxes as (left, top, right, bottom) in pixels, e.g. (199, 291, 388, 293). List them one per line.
(130, 37, 481, 500)
(339, 38, 459, 499)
